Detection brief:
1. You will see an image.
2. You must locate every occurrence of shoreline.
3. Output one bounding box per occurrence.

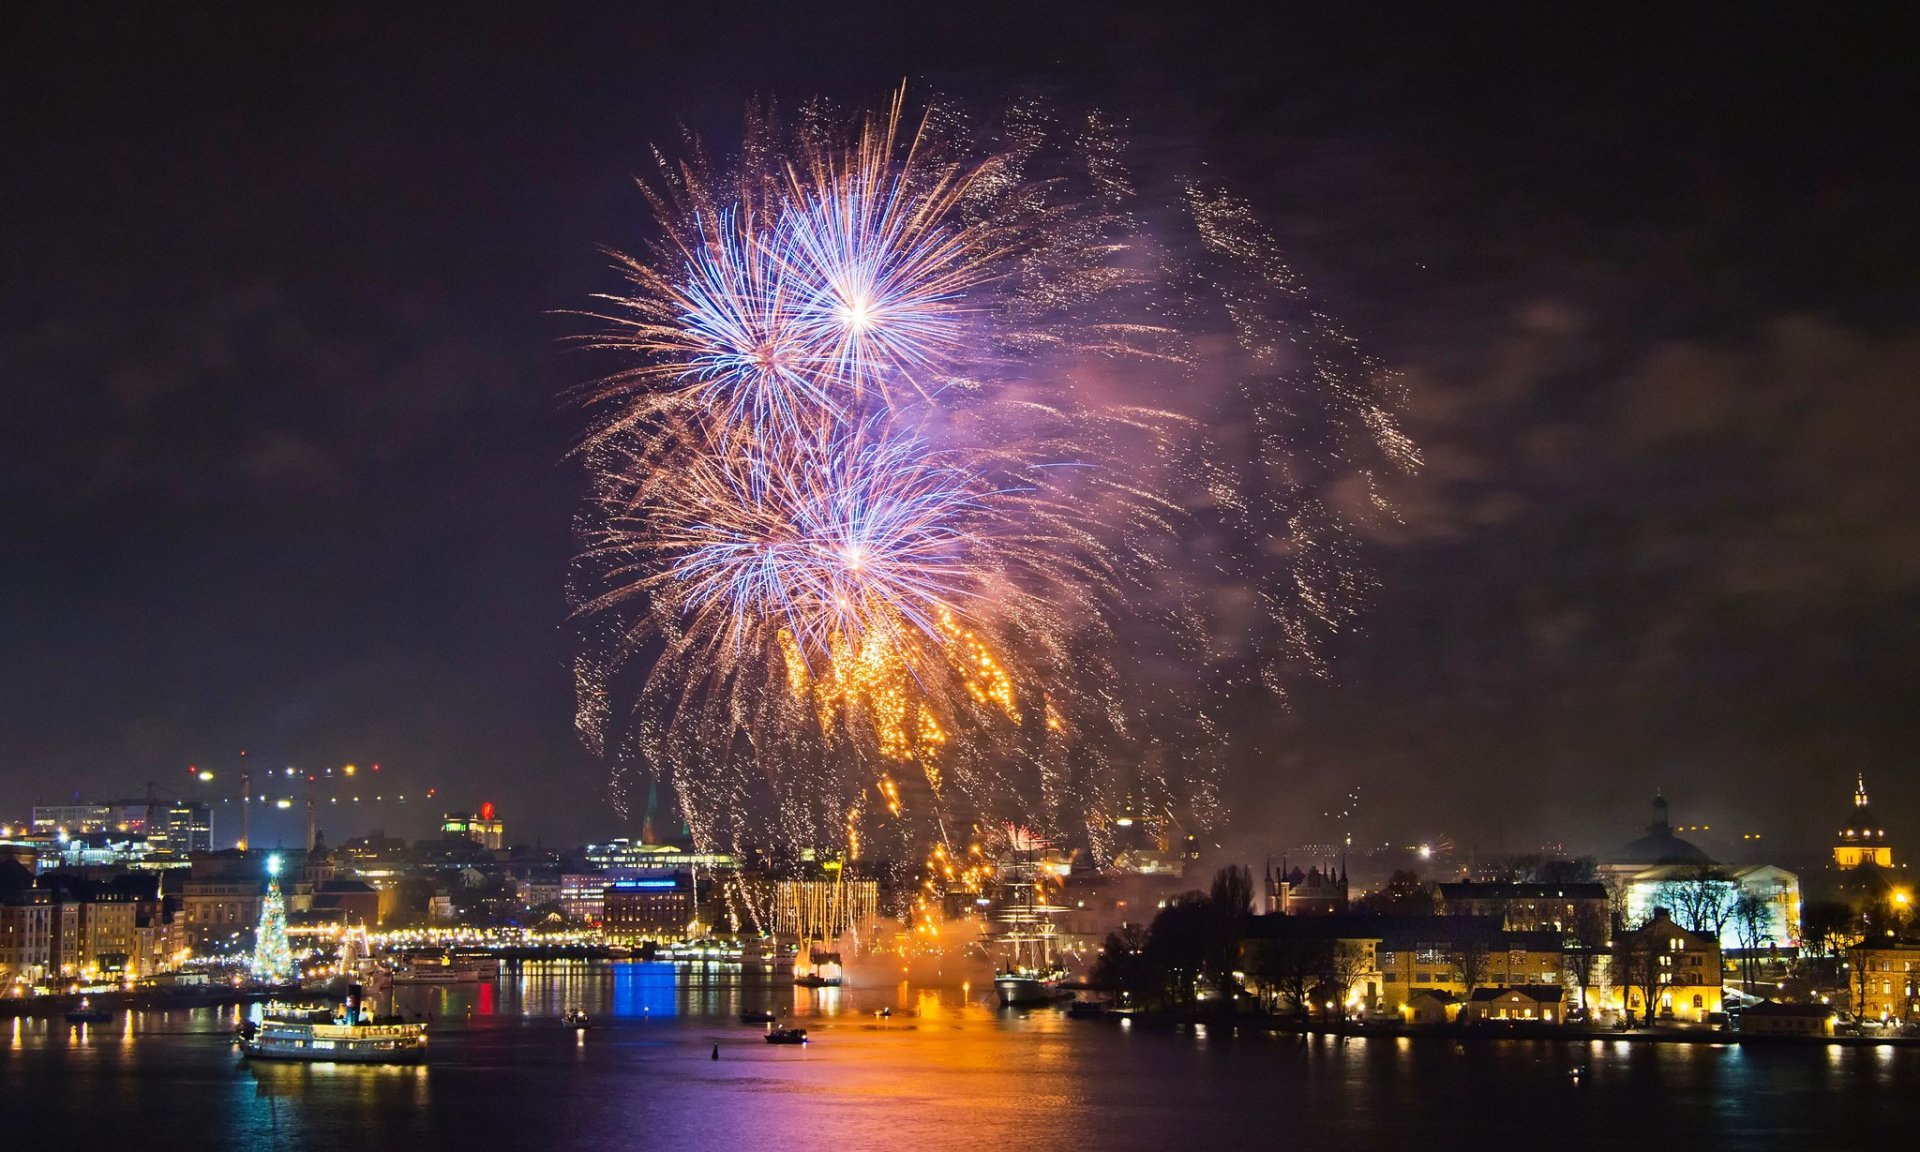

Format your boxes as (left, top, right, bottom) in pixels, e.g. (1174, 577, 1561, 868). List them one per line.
(1, 986, 339, 1019)
(1095, 1011, 1919, 1048)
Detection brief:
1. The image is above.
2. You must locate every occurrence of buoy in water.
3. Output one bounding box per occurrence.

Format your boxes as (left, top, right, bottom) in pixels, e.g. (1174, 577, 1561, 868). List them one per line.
(711, 1043, 719, 1061)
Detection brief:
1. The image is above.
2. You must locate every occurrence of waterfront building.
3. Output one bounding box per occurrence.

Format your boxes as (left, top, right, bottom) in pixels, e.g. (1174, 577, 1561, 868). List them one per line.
(0, 860, 54, 985)
(559, 872, 610, 923)
(1610, 908, 1723, 1023)
(1243, 913, 1565, 1018)
(41, 873, 156, 978)
(1845, 939, 1920, 1024)
(1463, 985, 1565, 1024)
(1402, 988, 1461, 1025)
(1739, 1001, 1836, 1036)
(602, 874, 696, 943)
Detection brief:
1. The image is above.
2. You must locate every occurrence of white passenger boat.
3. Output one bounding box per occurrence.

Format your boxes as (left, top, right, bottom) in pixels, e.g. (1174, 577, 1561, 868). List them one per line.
(237, 984, 428, 1065)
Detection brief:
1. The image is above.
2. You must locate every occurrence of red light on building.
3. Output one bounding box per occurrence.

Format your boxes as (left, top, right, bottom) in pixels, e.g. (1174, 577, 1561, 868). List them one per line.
(480, 801, 495, 821)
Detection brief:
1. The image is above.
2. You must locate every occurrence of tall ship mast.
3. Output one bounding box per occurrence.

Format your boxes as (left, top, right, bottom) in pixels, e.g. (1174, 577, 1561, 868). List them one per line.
(987, 827, 1070, 1006)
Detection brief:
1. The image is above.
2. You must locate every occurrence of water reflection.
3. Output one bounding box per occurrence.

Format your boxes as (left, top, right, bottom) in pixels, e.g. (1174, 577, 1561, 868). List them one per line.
(3, 965, 1918, 1151)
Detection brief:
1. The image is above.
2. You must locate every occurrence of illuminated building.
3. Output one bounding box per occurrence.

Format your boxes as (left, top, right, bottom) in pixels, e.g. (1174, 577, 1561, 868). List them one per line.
(1740, 1001, 1836, 1035)
(560, 873, 610, 923)
(1830, 774, 1907, 906)
(1609, 908, 1723, 1024)
(180, 851, 267, 952)
(1835, 774, 1893, 868)
(41, 873, 158, 978)
(1846, 939, 1920, 1024)
(149, 803, 213, 855)
(1436, 881, 1611, 938)
(1463, 985, 1565, 1024)
(1263, 860, 1349, 915)
(0, 860, 54, 984)
(441, 803, 505, 850)
(601, 875, 696, 943)
(1599, 796, 1801, 949)
(1244, 913, 1565, 1019)
(583, 839, 738, 872)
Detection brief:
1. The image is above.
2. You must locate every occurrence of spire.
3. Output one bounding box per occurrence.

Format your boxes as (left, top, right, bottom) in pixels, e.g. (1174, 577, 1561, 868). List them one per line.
(1855, 773, 1870, 808)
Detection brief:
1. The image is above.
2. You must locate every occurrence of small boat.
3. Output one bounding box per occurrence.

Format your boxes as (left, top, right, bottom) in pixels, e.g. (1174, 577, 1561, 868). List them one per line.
(564, 1009, 592, 1030)
(1065, 1000, 1108, 1019)
(793, 974, 841, 989)
(739, 1010, 778, 1025)
(65, 998, 112, 1025)
(876, 1006, 892, 1018)
(765, 1027, 808, 1045)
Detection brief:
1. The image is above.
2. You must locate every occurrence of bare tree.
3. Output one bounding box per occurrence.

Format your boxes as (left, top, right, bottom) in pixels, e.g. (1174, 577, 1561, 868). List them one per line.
(1564, 902, 1611, 1010)
(1730, 891, 1770, 993)
(1454, 940, 1489, 1003)
(1851, 945, 1873, 1024)
(1251, 936, 1333, 1022)
(1660, 865, 1735, 942)
(1325, 941, 1368, 1019)
(1614, 922, 1665, 1029)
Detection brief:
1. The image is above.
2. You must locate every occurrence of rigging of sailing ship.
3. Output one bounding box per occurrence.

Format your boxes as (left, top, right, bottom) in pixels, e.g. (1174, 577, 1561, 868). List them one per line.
(988, 827, 1073, 1007)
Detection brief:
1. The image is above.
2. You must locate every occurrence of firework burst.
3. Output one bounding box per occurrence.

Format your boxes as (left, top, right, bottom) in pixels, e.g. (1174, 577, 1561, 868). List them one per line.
(570, 89, 1416, 879)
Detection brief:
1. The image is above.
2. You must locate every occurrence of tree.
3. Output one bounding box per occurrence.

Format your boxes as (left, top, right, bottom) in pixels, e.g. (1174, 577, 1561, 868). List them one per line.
(1453, 940, 1489, 1004)
(251, 874, 294, 984)
(1614, 920, 1665, 1029)
(1354, 870, 1436, 915)
(1326, 941, 1368, 1019)
(1250, 935, 1333, 1021)
(1660, 865, 1735, 943)
(1564, 902, 1611, 1010)
(1850, 945, 1873, 1023)
(1730, 891, 1771, 993)
(1535, 857, 1600, 885)
(1143, 895, 1213, 1007)
(1091, 923, 1155, 1008)
(1206, 866, 1254, 1007)
(1797, 899, 1859, 988)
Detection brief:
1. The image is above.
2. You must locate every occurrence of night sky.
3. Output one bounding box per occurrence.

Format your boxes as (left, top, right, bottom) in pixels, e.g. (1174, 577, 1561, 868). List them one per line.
(5, 5, 1916, 859)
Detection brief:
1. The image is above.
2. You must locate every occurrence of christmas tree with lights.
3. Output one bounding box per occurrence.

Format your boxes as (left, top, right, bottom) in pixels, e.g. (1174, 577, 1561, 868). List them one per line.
(251, 854, 295, 984)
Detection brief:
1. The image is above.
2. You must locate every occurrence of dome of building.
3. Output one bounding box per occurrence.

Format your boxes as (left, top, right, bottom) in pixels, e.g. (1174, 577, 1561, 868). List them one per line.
(1616, 795, 1714, 865)
(1837, 774, 1887, 845)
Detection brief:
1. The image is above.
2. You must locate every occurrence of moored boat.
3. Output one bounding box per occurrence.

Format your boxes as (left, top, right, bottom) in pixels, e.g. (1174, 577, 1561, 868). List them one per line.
(64, 997, 112, 1024)
(994, 969, 1070, 1007)
(765, 1026, 808, 1045)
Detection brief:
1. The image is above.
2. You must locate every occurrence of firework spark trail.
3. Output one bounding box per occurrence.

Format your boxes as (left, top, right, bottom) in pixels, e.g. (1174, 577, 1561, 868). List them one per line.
(569, 90, 1416, 871)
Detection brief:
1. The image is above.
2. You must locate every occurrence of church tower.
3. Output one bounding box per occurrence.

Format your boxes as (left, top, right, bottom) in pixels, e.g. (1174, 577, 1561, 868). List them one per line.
(1834, 774, 1893, 869)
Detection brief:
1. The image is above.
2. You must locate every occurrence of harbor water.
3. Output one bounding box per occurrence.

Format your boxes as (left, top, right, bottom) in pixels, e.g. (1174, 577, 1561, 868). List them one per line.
(2, 961, 1912, 1150)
